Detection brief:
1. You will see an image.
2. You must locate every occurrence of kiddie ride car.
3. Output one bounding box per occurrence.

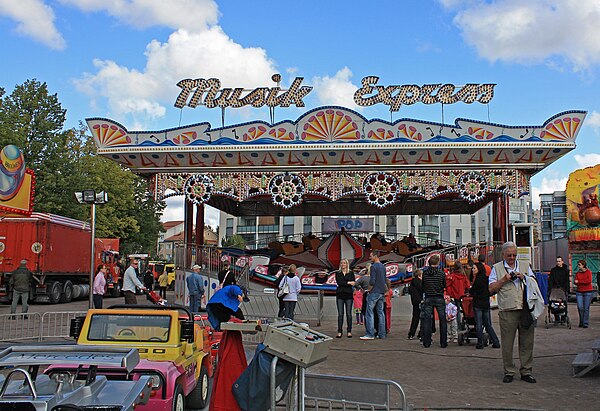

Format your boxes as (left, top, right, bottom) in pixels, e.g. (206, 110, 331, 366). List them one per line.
(63, 304, 215, 410)
(0, 345, 152, 411)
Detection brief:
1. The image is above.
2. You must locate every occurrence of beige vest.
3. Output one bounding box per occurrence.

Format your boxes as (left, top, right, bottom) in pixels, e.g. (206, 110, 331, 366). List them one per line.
(493, 261, 524, 311)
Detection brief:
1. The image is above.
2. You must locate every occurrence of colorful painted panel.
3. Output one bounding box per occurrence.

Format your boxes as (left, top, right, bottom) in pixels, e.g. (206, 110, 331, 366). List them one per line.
(87, 107, 586, 149)
(566, 164, 600, 236)
(0, 146, 35, 216)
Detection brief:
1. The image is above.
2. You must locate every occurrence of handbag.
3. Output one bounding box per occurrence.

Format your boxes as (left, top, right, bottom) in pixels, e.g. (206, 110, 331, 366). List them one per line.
(277, 278, 289, 298)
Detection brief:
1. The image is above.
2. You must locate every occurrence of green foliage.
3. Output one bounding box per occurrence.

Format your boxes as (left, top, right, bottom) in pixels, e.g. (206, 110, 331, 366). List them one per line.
(222, 234, 246, 249)
(0, 79, 165, 255)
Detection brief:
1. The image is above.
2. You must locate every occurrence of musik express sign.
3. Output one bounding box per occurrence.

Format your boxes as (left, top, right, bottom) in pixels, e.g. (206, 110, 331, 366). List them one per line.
(174, 74, 495, 111)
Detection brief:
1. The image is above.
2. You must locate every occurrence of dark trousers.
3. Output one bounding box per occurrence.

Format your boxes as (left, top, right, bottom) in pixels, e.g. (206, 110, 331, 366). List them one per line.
(124, 291, 137, 305)
(93, 294, 103, 309)
(277, 296, 285, 318)
(336, 297, 353, 333)
(283, 301, 297, 320)
(421, 296, 447, 347)
(408, 304, 421, 337)
(158, 286, 167, 299)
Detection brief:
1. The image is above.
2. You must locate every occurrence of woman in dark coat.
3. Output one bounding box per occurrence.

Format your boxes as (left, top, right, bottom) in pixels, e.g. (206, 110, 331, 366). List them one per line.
(335, 259, 356, 338)
(469, 262, 500, 349)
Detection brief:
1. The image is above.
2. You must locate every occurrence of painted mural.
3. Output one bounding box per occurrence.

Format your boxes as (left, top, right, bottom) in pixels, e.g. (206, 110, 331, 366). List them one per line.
(0, 145, 35, 216)
(566, 164, 600, 241)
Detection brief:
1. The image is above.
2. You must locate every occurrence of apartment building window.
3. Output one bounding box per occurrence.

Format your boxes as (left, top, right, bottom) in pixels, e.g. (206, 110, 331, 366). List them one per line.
(455, 228, 462, 244)
(282, 216, 295, 236)
(226, 218, 234, 237)
(386, 216, 396, 236)
(303, 216, 312, 234)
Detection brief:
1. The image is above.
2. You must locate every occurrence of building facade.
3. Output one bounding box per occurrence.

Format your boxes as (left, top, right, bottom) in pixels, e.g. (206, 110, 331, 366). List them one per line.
(539, 190, 567, 241)
(218, 195, 531, 249)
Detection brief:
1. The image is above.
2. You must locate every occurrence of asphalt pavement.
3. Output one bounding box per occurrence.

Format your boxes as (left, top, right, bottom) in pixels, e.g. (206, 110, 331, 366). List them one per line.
(2, 290, 600, 410)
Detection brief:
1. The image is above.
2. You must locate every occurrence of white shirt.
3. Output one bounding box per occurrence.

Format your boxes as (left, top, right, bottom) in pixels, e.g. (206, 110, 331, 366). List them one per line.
(489, 259, 534, 287)
(122, 266, 144, 292)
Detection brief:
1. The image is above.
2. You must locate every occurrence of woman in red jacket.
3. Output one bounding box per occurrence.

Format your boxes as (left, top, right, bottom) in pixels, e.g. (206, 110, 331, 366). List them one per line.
(575, 260, 594, 328)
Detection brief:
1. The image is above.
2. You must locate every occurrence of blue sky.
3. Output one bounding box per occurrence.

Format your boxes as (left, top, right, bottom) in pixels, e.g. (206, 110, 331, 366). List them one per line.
(2, 0, 600, 228)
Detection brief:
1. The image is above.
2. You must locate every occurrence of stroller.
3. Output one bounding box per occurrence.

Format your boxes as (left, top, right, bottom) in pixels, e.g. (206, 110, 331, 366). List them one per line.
(144, 289, 167, 306)
(457, 295, 489, 346)
(545, 287, 571, 329)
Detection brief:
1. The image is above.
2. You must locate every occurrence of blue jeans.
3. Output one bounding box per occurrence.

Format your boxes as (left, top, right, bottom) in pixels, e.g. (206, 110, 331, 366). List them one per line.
(336, 297, 353, 333)
(421, 296, 447, 347)
(189, 294, 200, 313)
(474, 307, 500, 347)
(365, 292, 386, 338)
(576, 291, 593, 327)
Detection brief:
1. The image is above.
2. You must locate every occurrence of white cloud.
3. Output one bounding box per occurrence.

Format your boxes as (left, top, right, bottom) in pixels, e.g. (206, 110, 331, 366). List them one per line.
(75, 27, 277, 124)
(531, 176, 568, 209)
(60, 0, 219, 32)
(447, 0, 600, 71)
(161, 196, 219, 230)
(0, 0, 65, 49)
(574, 153, 600, 169)
(586, 111, 600, 132)
(312, 67, 360, 109)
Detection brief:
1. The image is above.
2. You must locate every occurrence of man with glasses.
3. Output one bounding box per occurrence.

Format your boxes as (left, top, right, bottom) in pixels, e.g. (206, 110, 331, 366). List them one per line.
(123, 259, 146, 304)
(489, 242, 537, 384)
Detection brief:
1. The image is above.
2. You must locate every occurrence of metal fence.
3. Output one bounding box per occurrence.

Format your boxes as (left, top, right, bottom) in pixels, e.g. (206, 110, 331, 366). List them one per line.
(39, 311, 87, 341)
(0, 311, 88, 343)
(304, 373, 410, 411)
(0, 312, 42, 342)
(244, 291, 324, 326)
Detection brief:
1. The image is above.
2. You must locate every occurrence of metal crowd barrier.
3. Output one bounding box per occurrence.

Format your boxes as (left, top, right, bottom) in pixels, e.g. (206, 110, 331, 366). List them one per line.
(244, 291, 324, 326)
(0, 311, 89, 343)
(0, 312, 42, 342)
(303, 373, 410, 411)
(39, 311, 87, 341)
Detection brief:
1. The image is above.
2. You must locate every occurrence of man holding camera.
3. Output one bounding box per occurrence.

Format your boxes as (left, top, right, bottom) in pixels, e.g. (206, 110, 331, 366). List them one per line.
(489, 242, 536, 384)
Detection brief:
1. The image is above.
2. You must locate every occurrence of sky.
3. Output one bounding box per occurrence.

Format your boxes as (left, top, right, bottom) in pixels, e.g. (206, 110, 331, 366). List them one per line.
(2, 0, 600, 230)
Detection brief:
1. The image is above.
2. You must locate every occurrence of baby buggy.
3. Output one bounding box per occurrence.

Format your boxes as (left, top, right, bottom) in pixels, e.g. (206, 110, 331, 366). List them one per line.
(457, 295, 489, 346)
(545, 287, 571, 329)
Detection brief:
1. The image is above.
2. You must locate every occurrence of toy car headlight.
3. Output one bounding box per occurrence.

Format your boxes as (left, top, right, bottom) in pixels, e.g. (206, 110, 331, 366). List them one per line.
(148, 374, 162, 389)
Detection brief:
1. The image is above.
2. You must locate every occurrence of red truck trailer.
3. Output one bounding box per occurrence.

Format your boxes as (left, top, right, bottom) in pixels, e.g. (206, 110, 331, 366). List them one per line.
(0, 213, 120, 303)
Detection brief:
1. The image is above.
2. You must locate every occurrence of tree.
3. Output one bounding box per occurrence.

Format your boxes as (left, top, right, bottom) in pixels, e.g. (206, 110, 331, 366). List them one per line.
(222, 234, 246, 249)
(0, 79, 165, 256)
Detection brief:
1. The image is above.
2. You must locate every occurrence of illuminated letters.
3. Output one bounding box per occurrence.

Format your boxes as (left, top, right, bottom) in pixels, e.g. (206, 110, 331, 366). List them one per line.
(174, 75, 313, 110)
(353, 76, 495, 111)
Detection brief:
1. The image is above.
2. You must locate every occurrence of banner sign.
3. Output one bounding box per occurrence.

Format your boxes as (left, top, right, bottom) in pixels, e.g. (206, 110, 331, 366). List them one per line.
(322, 217, 373, 232)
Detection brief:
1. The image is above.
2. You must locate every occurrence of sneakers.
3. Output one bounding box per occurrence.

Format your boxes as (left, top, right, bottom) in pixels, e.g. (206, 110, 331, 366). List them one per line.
(407, 335, 414, 340)
(359, 335, 375, 340)
(453, 339, 458, 343)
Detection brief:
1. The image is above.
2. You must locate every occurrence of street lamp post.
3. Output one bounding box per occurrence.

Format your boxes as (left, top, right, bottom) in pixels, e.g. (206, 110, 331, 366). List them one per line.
(75, 190, 108, 309)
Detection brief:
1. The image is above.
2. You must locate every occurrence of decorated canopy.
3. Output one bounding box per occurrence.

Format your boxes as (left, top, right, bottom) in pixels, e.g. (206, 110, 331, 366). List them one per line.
(88, 107, 586, 216)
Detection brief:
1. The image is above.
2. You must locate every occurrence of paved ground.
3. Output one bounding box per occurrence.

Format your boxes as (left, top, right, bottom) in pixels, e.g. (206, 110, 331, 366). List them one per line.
(2, 291, 599, 410)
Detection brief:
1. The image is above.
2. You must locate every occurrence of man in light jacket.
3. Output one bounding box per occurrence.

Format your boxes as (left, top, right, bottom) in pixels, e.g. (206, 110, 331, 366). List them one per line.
(489, 242, 537, 384)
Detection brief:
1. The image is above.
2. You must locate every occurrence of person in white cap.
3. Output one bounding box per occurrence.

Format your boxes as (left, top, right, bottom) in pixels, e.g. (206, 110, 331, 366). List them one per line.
(10, 259, 33, 319)
(187, 264, 205, 313)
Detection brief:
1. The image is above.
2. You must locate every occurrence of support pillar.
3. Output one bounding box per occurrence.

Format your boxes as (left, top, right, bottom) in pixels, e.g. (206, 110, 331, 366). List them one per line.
(184, 199, 194, 269)
(195, 203, 204, 265)
(492, 194, 508, 244)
